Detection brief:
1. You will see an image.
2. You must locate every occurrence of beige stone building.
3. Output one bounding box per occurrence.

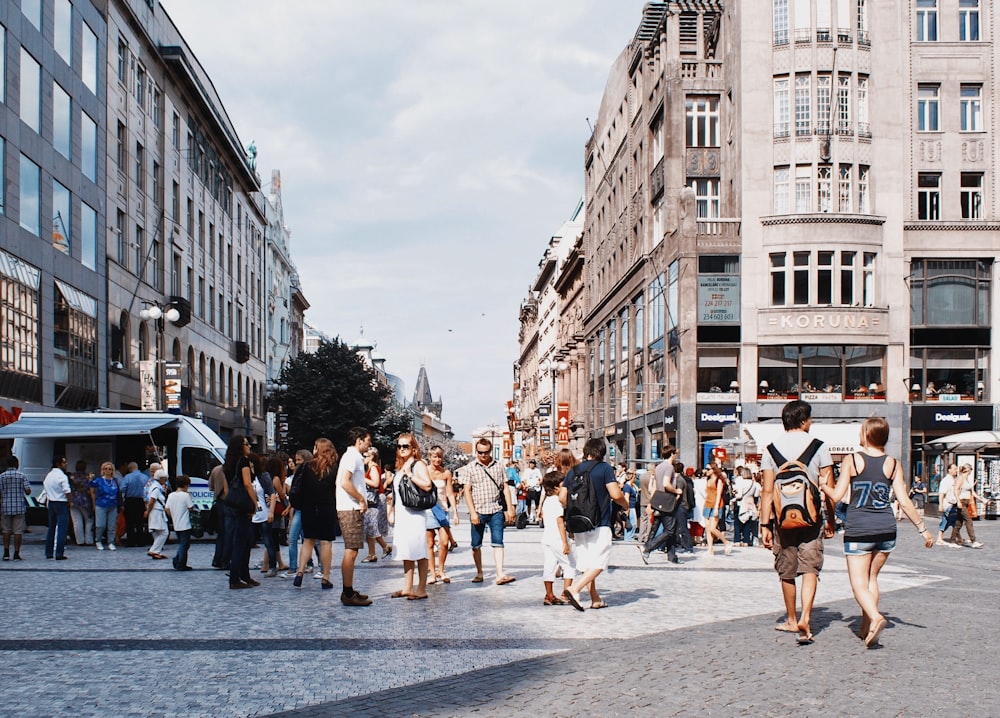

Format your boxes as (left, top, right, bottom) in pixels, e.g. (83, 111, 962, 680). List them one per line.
(519, 0, 1000, 485)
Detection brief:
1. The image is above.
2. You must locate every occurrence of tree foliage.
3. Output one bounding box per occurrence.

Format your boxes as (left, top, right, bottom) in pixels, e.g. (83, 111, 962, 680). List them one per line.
(274, 338, 395, 452)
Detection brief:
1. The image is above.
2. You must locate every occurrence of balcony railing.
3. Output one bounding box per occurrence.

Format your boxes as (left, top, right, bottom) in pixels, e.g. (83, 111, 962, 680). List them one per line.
(680, 60, 722, 80)
(696, 218, 741, 238)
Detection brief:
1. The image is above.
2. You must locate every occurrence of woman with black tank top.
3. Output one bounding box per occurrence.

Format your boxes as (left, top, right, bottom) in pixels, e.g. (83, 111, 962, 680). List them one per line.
(823, 417, 934, 648)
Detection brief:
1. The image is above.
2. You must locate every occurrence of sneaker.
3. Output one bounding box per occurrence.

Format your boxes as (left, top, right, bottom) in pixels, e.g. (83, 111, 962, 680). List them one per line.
(971, 541, 984, 548)
(963, 540, 974, 547)
(108, 543, 116, 551)
(281, 570, 297, 579)
(313, 570, 323, 579)
(96, 542, 104, 551)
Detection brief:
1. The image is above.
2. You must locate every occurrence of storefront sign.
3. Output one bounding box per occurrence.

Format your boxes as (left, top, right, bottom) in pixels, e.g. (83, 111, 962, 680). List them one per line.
(556, 402, 570, 445)
(911, 405, 993, 431)
(698, 275, 740, 324)
(766, 313, 881, 330)
(663, 407, 678, 429)
(801, 392, 843, 403)
(697, 404, 739, 430)
(164, 361, 182, 414)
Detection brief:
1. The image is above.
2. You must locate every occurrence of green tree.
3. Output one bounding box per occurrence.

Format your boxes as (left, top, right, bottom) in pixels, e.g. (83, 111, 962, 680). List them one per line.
(274, 338, 393, 452)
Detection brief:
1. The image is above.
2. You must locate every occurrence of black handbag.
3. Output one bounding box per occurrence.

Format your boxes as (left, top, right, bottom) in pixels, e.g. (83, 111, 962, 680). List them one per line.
(650, 489, 679, 514)
(397, 475, 437, 511)
(224, 467, 254, 515)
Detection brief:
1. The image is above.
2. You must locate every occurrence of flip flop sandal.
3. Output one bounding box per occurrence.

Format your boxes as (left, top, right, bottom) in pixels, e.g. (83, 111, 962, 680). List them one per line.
(471, 575, 484, 583)
(774, 625, 799, 633)
(407, 594, 429, 600)
(439, 574, 451, 584)
(390, 590, 413, 598)
(496, 575, 516, 585)
(865, 617, 887, 648)
(590, 601, 609, 609)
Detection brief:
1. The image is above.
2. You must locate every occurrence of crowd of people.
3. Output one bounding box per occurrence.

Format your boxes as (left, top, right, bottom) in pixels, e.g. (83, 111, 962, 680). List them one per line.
(0, 400, 986, 648)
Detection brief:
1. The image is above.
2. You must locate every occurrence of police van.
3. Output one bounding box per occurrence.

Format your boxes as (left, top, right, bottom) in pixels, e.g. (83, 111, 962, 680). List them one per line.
(0, 410, 225, 530)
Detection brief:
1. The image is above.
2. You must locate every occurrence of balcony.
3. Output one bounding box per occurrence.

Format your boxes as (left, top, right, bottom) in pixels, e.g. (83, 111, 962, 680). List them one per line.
(680, 60, 722, 80)
(696, 218, 741, 238)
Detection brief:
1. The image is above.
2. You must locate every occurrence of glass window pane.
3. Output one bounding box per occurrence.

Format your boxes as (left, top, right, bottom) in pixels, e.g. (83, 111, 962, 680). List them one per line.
(53, 180, 71, 255)
(82, 23, 99, 93)
(758, 346, 800, 397)
(81, 202, 97, 270)
(19, 48, 41, 133)
(801, 346, 842, 393)
(54, 0, 72, 65)
(53, 83, 72, 159)
(81, 113, 97, 181)
(19, 154, 40, 235)
(22, 0, 41, 31)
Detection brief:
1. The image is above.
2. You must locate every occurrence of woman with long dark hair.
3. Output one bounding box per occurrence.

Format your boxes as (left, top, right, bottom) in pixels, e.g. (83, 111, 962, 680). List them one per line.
(223, 435, 258, 589)
(291, 438, 340, 590)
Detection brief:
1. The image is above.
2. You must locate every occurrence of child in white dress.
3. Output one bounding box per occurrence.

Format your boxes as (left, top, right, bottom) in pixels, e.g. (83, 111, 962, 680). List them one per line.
(539, 471, 577, 605)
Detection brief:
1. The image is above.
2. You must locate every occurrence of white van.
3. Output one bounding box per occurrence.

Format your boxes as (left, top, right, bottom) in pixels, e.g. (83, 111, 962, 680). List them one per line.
(0, 410, 226, 529)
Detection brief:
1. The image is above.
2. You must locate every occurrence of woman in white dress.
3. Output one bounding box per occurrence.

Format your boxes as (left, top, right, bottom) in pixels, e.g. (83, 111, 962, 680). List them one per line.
(389, 433, 432, 600)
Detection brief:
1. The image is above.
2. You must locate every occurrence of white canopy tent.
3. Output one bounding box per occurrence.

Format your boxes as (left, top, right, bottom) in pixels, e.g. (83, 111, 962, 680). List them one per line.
(921, 431, 1000, 454)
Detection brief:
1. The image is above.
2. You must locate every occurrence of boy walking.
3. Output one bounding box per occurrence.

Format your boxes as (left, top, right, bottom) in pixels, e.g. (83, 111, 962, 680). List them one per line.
(165, 475, 194, 570)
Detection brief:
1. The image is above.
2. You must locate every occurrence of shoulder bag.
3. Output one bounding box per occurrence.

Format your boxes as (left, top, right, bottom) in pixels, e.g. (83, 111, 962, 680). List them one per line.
(223, 463, 255, 516)
(398, 462, 437, 511)
(649, 472, 679, 514)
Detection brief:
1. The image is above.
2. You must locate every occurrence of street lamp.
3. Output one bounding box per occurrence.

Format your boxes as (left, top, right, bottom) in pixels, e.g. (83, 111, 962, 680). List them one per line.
(541, 360, 568, 449)
(138, 299, 185, 411)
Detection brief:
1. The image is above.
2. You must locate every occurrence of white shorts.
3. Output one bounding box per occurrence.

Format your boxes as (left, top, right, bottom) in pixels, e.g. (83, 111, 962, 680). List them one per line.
(573, 526, 612, 572)
(541, 542, 578, 582)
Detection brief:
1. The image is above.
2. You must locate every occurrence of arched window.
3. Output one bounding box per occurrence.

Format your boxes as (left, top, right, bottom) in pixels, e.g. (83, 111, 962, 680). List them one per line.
(199, 352, 207, 400)
(117, 310, 131, 368)
(172, 337, 181, 361)
(209, 357, 217, 401)
(228, 367, 234, 405)
(187, 346, 196, 397)
(139, 322, 149, 361)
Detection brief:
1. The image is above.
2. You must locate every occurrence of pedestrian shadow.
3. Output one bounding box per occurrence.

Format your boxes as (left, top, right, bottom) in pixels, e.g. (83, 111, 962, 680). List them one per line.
(600, 587, 659, 607)
(799, 606, 845, 637)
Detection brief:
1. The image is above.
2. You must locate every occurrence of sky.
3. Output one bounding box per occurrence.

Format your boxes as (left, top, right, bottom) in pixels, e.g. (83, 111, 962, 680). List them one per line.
(162, 0, 651, 439)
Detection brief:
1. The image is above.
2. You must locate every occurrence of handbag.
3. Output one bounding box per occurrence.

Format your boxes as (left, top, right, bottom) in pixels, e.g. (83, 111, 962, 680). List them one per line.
(649, 489, 679, 514)
(967, 498, 979, 519)
(397, 467, 438, 511)
(223, 467, 254, 516)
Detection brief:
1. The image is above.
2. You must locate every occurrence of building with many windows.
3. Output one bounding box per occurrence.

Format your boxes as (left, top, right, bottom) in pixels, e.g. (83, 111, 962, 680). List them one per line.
(520, 0, 1000, 483)
(0, 0, 107, 415)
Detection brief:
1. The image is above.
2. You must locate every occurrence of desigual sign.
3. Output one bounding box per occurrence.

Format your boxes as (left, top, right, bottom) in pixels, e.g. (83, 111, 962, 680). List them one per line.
(697, 405, 738, 430)
(911, 405, 992, 431)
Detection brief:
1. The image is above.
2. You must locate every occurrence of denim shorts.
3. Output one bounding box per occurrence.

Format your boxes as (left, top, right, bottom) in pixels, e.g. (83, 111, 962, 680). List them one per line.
(470, 510, 505, 548)
(843, 538, 896, 555)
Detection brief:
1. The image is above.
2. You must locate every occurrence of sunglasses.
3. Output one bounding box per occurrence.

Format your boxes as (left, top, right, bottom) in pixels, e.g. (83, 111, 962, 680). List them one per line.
(397, 444, 411, 449)
(476, 450, 491, 456)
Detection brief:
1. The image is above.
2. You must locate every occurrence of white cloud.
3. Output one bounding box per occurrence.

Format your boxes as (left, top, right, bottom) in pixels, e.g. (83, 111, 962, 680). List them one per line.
(162, 0, 650, 437)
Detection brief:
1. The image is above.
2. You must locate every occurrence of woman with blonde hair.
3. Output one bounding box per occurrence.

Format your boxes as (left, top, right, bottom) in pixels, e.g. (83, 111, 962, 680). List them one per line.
(361, 446, 392, 562)
(425, 444, 458, 584)
(388, 433, 433, 600)
(291, 438, 340, 590)
(823, 416, 933, 647)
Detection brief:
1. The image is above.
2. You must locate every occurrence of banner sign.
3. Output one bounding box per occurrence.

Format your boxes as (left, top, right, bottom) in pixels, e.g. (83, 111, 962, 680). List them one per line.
(164, 361, 182, 414)
(557, 402, 570, 445)
(140, 360, 157, 411)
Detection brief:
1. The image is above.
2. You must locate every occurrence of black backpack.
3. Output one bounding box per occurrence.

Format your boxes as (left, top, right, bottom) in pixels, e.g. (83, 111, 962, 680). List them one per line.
(564, 464, 600, 533)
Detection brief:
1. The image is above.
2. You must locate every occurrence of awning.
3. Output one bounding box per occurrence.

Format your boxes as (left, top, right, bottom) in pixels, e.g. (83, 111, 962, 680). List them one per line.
(741, 421, 862, 455)
(0, 414, 178, 439)
(921, 431, 1000, 454)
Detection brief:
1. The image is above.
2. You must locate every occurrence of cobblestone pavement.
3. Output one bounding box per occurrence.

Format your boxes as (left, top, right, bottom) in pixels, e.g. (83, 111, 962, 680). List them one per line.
(2, 517, 997, 717)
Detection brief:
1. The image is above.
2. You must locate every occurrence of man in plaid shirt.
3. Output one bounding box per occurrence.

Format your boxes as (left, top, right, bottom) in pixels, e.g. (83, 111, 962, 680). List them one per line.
(0, 456, 32, 560)
(462, 439, 516, 585)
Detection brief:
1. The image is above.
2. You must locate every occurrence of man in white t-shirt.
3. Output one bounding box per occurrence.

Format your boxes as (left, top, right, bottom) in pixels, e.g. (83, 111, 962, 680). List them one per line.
(337, 427, 373, 606)
(759, 400, 835, 646)
(522, 460, 543, 522)
(165, 475, 195, 570)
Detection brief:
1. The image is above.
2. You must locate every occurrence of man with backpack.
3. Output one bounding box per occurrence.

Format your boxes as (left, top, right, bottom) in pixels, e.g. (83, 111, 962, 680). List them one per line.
(759, 400, 836, 645)
(560, 438, 629, 611)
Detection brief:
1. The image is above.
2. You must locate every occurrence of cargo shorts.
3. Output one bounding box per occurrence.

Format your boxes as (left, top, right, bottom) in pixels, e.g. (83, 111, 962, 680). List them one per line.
(772, 525, 824, 580)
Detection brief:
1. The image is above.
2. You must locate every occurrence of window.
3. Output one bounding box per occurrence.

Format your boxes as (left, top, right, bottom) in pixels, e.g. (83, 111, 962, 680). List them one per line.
(152, 161, 161, 209)
(117, 38, 128, 85)
(841, 251, 856, 304)
(837, 74, 851, 133)
(19, 155, 40, 235)
(81, 202, 96, 271)
(0, 27, 5, 104)
(633, 293, 644, 355)
(53, 180, 71, 255)
(911, 348, 986, 402)
(81, 113, 97, 181)
(648, 276, 665, 354)
(793, 0, 810, 42)
(760, 346, 887, 402)
(53, 84, 72, 160)
(115, 122, 125, 168)
(19, 49, 41, 133)
(857, 76, 870, 137)
(690, 178, 720, 218)
(817, 165, 832, 212)
(917, 173, 941, 220)
(135, 225, 144, 279)
(774, 166, 790, 213)
(816, 74, 832, 134)
(82, 23, 98, 93)
(857, 0, 869, 44)
(816, 0, 831, 41)
(0, 249, 41, 402)
(960, 85, 982, 132)
(910, 259, 991, 326)
(793, 251, 810, 304)
(0, 138, 4, 214)
(697, 348, 738, 394)
(858, 165, 870, 213)
(771, 252, 785, 307)
(836, 0, 851, 40)
(54, 0, 72, 65)
(172, 112, 180, 148)
(151, 240, 161, 291)
(686, 96, 719, 147)
(774, 77, 790, 137)
(22, 0, 41, 31)
(960, 0, 980, 41)
(134, 143, 144, 193)
(172, 181, 180, 223)
(795, 165, 811, 212)
(135, 64, 146, 108)
(863, 252, 875, 306)
(152, 88, 162, 128)
(916, 0, 937, 41)
(917, 85, 939, 131)
(774, 0, 789, 44)
(961, 173, 984, 219)
(795, 74, 811, 135)
(838, 165, 852, 212)
(115, 209, 126, 267)
(53, 282, 98, 410)
(818, 251, 834, 304)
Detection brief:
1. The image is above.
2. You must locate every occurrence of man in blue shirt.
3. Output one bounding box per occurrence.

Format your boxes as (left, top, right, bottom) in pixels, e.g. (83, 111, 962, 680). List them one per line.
(120, 462, 148, 547)
(560, 438, 629, 611)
